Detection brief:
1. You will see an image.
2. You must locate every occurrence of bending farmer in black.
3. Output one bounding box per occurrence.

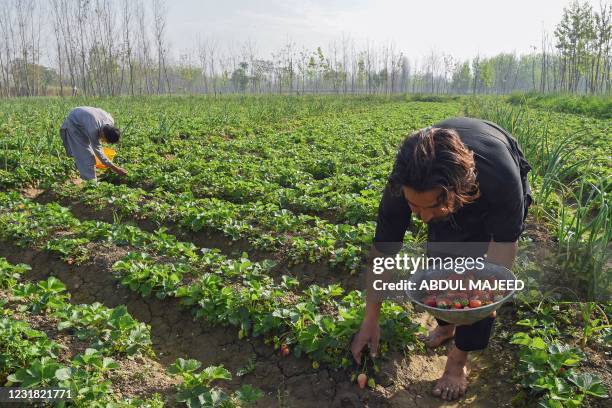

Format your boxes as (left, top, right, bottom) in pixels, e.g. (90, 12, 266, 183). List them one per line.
(351, 117, 531, 401)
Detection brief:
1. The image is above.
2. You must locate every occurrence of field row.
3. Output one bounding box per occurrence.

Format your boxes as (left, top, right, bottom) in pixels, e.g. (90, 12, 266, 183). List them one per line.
(2, 100, 460, 225)
(0, 192, 422, 368)
(0, 256, 262, 407)
(1, 95, 610, 407)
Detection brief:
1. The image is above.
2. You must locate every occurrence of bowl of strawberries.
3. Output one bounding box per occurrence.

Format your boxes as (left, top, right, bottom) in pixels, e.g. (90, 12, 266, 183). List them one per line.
(406, 262, 517, 325)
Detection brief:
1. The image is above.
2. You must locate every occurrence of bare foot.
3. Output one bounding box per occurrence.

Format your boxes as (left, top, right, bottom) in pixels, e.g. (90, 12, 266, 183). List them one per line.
(420, 324, 455, 348)
(432, 346, 468, 401)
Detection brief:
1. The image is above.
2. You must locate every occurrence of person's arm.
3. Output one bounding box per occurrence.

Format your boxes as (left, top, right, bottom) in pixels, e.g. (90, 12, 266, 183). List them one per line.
(108, 162, 128, 176)
(364, 246, 388, 319)
(352, 247, 385, 363)
(351, 184, 410, 364)
(88, 111, 127, 176)
(89, 134, 127, 176)
(90, 134, 114, 167)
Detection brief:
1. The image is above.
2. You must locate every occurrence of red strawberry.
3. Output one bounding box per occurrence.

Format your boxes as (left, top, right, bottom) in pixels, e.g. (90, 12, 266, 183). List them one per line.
(469, 299, 482, 308)
(280, 344, 290, 357)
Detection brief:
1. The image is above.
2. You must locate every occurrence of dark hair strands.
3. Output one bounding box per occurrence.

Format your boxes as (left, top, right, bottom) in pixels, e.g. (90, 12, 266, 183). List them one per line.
(102, 124, 121, 143)
(389, 127, 480, 212)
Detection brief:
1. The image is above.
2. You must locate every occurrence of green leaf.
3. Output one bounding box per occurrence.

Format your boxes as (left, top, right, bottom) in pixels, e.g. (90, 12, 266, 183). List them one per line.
(209, 388, 229, 405)
(567, 372, 608, 398)
(168, 358, 201, 375)
(583, 383, 608, 398)
(55, 367, 72, 381)
(553, 377, 570, 395)
(102, 357, 119, 370)
(42, 276, 66, 292)
(200, 365, 231, 382)
(531, 337, 547, 350)
(532, 375, 556, 391)
(538, 399, 563, 408)
(517, 318, 537, 328)
(234, 384, 263, 403)
(562, 357, 580, 367)
(109, 305, 129, 321)
(7, 373, 22, 384)
(176, 385, 208, 404)
(57, 321, 73, 330)
(511, 332, 532, 345)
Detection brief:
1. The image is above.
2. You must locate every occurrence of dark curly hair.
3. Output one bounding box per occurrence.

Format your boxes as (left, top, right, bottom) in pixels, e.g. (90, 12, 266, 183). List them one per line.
(389, 127, 480, 212)
(102, 124, 120, 143)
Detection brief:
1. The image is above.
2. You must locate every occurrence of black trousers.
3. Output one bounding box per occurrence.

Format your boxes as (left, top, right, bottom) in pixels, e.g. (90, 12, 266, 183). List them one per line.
(430, 167, 530, 352)
(436, 316, 496, 351)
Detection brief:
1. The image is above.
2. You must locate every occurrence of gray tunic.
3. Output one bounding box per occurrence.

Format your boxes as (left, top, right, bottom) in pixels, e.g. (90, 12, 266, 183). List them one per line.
(60, 106, 114, 180)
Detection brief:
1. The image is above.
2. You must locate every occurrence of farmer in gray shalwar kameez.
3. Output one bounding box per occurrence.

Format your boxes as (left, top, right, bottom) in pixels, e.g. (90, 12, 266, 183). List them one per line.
(60, 106, 127, 181)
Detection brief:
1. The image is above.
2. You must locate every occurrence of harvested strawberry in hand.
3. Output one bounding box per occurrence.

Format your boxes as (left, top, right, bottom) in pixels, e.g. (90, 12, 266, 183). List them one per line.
(357, 373, 367, 389)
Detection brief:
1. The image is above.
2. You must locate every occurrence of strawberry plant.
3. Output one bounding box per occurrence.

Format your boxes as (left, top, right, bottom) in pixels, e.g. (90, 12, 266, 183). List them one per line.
(7, 356, 68, 388)
(0, 318, 60, 379)
(12, 277, 70, 314)
(511, 302, 609, 406)
(167, 358, 262, 407)
(0, 95, 609, 407)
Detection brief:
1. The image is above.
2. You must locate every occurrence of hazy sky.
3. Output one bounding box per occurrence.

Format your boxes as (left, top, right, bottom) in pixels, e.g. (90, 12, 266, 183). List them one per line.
(165, 0, 605, 61)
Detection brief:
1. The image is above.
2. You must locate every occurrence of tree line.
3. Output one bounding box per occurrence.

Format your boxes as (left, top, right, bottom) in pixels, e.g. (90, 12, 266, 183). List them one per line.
(0, 0, 609, 98)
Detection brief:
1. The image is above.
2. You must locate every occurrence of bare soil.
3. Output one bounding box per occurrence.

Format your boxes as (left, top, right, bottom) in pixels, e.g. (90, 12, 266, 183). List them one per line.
(1, 290, 179, 404)
(6, 192, 608, 407)
(0, 243, 370, 407)
(0, 241, 531, 407)
(31, 189, 363, 291)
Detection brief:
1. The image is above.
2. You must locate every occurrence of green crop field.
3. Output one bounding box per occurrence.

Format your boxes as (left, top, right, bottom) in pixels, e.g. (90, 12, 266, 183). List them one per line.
(0, 95, 610, 407)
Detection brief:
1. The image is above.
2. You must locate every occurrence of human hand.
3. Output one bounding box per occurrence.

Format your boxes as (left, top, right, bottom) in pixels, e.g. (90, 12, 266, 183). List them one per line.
(351, 317, 380, 365)
(113, 166, 128, 177)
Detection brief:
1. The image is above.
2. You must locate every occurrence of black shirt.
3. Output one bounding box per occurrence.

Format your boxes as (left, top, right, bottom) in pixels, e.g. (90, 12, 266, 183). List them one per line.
(374, 117, 531, 255)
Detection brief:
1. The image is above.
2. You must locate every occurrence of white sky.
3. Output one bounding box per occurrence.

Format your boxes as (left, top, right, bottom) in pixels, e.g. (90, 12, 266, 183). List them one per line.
(165, 0, 606, 62)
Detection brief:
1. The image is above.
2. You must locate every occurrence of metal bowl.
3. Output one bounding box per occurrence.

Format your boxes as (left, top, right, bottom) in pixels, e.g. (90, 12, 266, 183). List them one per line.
(406, 262, 517, 326)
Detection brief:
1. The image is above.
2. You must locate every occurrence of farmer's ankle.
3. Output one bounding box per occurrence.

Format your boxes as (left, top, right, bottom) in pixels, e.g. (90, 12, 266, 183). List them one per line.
(447, 346, 468, 366)
(437, 324, 455, 332)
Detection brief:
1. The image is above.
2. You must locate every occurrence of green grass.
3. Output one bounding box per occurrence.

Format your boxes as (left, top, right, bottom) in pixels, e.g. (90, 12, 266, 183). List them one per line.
(507, 92, 612, 120)
(464, 97, 611, 301)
